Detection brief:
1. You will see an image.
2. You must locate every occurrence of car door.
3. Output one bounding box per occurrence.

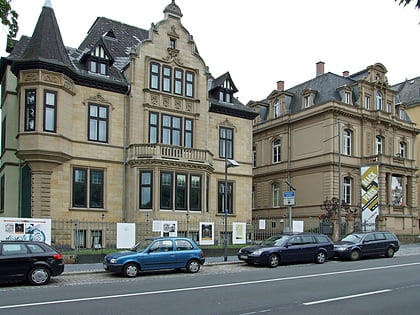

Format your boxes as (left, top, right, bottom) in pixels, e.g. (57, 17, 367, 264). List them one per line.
(360, 233, 377, 256)
(299, 236, 318, 261)
(372, 232, 387, 255)
(281, 236, 302, 262)
(0, 243, 31, 281)
(174, 239, 195, 268)
(141, 239, 176, 270)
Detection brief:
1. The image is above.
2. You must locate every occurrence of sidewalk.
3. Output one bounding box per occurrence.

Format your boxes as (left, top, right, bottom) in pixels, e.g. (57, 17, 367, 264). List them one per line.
(63, 243, 420, 275)
(64, 255, 240, 274)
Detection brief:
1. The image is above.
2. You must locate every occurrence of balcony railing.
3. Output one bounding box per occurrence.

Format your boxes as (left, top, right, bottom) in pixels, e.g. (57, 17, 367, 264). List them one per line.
(361, 155, 416, 169)
(127, 144, 213, 166)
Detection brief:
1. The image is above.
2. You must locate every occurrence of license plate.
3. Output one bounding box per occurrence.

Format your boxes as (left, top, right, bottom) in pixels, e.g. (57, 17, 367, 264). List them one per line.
(240, 255, 248, 259)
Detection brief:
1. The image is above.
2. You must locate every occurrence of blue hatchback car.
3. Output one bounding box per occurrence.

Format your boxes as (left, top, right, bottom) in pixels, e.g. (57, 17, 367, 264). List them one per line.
(103, 237, 205, 277)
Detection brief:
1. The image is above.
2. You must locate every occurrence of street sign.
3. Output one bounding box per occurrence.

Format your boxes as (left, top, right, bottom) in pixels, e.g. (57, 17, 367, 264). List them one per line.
(283, 191, 295, 206)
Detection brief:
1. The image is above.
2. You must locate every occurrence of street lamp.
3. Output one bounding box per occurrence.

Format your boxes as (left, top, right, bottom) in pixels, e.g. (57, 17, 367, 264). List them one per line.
(224, 157, 239, 262)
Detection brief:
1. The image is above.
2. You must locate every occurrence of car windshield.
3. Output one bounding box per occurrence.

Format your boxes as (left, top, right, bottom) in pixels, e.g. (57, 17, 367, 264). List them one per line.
(340, 234, 363, 244)
(131, 239, 154, 252)
(261, 235, 289, 247)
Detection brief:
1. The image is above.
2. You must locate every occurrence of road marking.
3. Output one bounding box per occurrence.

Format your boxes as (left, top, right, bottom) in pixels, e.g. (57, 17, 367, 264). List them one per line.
(1, 262, 419, 310)
(303, 289, 392, 305)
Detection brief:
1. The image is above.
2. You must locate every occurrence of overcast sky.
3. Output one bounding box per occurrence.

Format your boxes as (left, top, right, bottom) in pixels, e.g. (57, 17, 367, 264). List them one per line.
(1, 0, 420, 103)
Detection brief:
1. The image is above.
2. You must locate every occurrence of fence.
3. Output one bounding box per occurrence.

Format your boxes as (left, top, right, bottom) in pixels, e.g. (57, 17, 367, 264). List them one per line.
(51, 216, 339, 252)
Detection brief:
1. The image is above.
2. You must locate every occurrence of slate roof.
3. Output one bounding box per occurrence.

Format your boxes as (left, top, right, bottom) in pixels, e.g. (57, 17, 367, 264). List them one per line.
(393, 77, 420, 107)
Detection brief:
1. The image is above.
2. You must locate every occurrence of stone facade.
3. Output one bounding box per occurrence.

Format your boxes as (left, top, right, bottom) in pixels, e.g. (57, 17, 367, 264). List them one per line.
(250, 62, 420, 236)
(0, 1, 257, 246)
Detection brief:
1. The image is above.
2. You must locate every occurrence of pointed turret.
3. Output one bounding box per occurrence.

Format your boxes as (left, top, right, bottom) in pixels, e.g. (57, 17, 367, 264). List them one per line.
(11, 0, 73, 75)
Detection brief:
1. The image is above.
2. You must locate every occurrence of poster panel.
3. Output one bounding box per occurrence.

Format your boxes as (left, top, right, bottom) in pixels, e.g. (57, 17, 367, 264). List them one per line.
(292, 220, 304, 233)
(232, 222, 246, 244)
(361, 165, 379, 227)
(199, 222, 214, 245)
(161, 221, 177, 237)
(116, 223, 136, 249)
(258, 219, 266, 230)
(0, 217, 51, 244)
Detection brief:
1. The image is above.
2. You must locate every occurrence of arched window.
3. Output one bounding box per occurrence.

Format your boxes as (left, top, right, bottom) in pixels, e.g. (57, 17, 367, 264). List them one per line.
(376, 91, 383, 110)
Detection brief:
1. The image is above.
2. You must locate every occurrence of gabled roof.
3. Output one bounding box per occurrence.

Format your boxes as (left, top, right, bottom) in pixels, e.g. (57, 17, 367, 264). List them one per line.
(210, 72, 238, 93)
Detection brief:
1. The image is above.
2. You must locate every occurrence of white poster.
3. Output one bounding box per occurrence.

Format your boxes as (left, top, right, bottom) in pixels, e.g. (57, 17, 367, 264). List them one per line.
(258, 219, 266, 230)
(232, 222, 246, 244)
(0, 217, 51, 244)
(292, 220, 304, 232)
(199, 222, 214, 245)
(116, 223, 136, 249)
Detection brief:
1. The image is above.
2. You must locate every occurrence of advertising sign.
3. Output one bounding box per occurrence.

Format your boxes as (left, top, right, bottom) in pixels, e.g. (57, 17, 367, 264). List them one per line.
(199, 222, 214, 245)
(361, 165, 379, 226)
(0, 217, 51, 244)
(117, 223, 136, 249)
(232, 222, 246, 244)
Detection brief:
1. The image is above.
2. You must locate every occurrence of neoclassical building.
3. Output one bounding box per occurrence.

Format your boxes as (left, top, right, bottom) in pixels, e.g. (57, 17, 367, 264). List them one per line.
(249, 62, 419, 237)
(0, 1, 256, 243)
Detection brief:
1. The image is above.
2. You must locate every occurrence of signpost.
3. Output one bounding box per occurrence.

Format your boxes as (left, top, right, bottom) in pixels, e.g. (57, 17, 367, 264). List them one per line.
(283, 191, 295, 206)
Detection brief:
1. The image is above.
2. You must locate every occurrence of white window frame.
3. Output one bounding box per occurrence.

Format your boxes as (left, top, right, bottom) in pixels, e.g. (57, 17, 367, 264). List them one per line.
(343, 177, 352, 204)
(376, 136, 383, 155)
(273, 183, 280, 207)
(343, 129, 352, 156)
(273, 139, 281, 163)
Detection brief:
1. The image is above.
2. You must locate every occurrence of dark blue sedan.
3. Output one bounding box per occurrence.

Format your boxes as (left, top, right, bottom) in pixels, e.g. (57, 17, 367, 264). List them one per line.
(238, 233, 334, 267)
(103, 237, 205, 277)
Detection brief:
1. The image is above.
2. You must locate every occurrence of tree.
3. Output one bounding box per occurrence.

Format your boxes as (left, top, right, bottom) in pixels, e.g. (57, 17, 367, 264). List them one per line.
(0, 0, 18, 45)
(396, 0, 420, 9)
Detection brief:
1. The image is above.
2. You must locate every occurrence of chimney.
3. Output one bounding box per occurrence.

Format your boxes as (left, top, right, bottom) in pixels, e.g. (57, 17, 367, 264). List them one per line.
(277, 80, 284, 91)
(316, 61, 325, 76)
(343, 71, 349, 77)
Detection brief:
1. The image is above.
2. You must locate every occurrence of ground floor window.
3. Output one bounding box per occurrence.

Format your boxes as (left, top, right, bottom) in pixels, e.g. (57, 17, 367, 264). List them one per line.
(72, 167, 104, 209)
(218, 181, 233, 214)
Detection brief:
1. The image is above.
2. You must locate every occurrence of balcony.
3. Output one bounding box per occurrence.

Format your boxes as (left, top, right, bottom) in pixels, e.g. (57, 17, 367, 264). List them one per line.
(361, 155, 416, 170)
(127, 144, 213, 167)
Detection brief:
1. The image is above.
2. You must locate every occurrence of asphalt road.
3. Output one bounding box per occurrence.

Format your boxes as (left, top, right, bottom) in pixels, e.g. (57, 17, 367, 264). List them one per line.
(0, 244, 419, 315)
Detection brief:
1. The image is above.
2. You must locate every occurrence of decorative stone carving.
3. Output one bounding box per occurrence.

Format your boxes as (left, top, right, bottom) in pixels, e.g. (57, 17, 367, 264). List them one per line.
(151, 94, 159, 105)
(23, 72, 39, 82)
(174, 99, 182, 110)
(42, 73, 60, 84)
(186, 102, 193, 112)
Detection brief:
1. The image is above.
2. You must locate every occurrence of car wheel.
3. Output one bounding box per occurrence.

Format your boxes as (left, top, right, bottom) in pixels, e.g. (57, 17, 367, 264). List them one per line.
(315, 251, 327, 264)
(385, 247, 395, 258)
(186, 259, 201, 273)
(267, 254, 280, 268)
(123, 263, 139, 277)
(349, 249, 361, 261)
(28, 266, 51, 285)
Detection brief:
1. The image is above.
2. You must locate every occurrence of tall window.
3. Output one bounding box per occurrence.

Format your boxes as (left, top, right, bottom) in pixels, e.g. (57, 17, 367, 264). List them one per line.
(185, 71, 194, 97)
(252, 146, 256, 168)
(219, 127, 233, 159)
(160, 172, 173, 210)
(190, 175, 201, 211)
(88, 104, 108, 142)
(376, 91, 383, 110)
(1, 117, 6, 155)
(139, 171, 152, 209)
(162, 114, 181, 145)
(273, 101, 280, 118)
(174, 69, 183, 95)
(273, 182, 281, 207)
(162, 66, 172, 93)
(150, 62, 160, 90)
(343, 129, 352, 156)
(218, 181, 233, 214)
(343, 177, 352, 204)
(304, 95, 310, 108)
(25, 89, 36, 131)
(0, 175, 4, 212)
(364, 95, 370, 109)
(149, 112, 159, 143)
(44, 90, 57, 132)
(252, 186, 256, 209)
(376, 136, 383, 155)
(273, 139, 281, 163)
(344, 92, 351, 104)
(399, 142, 407, 158)
(72, 168, 104, 208)
(184, 118, 193, 148)
(175, 173, 187, 210)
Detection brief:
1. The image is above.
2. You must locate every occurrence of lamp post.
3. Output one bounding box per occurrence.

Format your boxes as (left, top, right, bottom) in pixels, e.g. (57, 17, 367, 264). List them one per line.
(224, 156, 239, 262)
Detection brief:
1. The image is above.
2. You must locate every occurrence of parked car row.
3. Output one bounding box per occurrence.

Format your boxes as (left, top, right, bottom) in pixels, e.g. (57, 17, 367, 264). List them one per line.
(0, 231, 400, 286)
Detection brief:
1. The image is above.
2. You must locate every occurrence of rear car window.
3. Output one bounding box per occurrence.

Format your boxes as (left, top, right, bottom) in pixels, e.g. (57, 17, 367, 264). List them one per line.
(384, 233, 397, 240)
(27, 243, 46, 253)
(301, 236, 315, 244)
(315, 235, 330, 243)
(175, 239, 194, 251)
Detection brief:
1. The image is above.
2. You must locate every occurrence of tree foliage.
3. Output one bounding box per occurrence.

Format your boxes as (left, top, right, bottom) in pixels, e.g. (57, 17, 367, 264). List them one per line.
(396, 0, 420, 9)
(0, 0, 18, 43)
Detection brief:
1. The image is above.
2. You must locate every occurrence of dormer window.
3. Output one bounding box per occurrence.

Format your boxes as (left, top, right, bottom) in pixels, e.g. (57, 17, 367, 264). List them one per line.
(87, 45, 110, 76)
(273, 100, 280, 118)
(219, 90, 232, 103)
(344, 91, 351, 104)
(304, 95, 310, 108)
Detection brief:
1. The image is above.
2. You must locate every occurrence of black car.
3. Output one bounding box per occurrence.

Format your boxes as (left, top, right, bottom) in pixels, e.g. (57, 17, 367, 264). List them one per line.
(334, 231, 400, 261)
(238, 233, 334, 267)
(0, 240, 64, 285)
